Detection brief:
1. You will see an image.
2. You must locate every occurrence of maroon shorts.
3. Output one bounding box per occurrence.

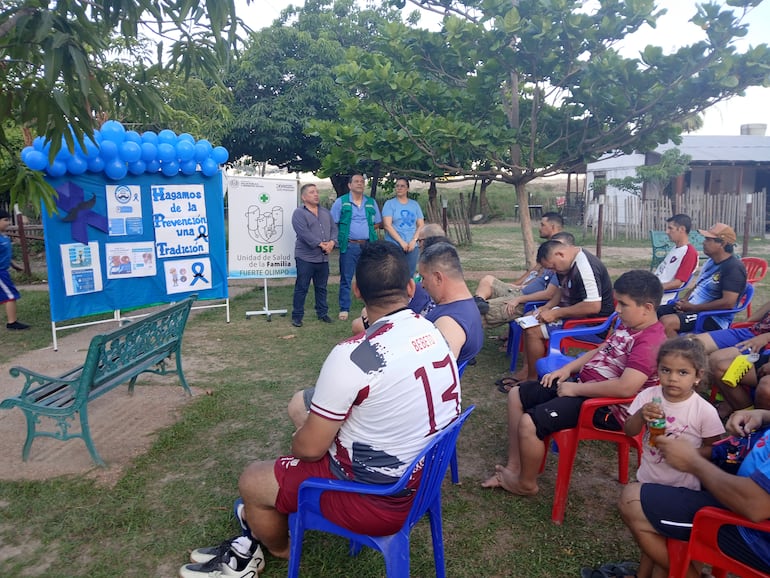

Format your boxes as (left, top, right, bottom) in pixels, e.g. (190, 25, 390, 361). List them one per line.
(273, 454, 413, 536)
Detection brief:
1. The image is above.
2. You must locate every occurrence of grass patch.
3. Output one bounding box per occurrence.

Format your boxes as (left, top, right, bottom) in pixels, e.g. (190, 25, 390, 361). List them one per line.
(2, 221, 770, 577)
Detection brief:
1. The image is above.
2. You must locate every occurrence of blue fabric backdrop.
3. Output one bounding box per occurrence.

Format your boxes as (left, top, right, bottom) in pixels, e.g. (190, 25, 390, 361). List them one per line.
(42, 172, 227, 322)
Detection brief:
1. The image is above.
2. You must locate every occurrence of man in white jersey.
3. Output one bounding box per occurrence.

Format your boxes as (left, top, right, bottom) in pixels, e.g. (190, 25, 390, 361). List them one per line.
(654, 213, 698, 304)
(179, 241, 460, 578)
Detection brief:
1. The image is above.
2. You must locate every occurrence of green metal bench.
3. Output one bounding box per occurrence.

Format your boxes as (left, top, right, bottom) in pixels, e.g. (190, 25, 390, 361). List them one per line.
(649, 230, 705, 270)
(0, 296, 196, 466)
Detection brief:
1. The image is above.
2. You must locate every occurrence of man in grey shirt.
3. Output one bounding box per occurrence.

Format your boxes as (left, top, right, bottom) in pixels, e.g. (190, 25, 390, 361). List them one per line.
(291, 184, 338, 326)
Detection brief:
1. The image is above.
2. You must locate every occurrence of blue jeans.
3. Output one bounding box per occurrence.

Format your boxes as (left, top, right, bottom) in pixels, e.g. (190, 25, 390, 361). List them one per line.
(338, 242, 363, 312)
(292, 257, 329, 320)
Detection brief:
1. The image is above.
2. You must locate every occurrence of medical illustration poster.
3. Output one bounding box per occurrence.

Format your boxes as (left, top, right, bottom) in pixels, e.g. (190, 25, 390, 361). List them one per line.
(227, 177, 298, 278)
(106, 184, 143, 236)
(60, 242, 103, 296)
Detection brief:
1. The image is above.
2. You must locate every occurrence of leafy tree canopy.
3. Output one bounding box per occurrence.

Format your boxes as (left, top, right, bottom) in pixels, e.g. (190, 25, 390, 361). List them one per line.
(221, 0, 408, 174)
(0, 0, 249, 209)
(311, 0, 770, 262)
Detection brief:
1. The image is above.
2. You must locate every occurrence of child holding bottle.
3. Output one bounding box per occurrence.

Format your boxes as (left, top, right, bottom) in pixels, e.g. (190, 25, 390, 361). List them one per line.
(620, 337, 725, 578)
(624, 336, 725, 491)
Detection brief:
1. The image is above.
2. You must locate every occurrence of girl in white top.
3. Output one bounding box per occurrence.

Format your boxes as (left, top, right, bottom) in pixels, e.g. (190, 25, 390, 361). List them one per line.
(624, 336, 725, 491)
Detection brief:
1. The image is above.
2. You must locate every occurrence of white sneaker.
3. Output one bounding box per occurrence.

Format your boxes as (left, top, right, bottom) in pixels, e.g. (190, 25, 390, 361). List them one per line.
(181, 536, 265, 577)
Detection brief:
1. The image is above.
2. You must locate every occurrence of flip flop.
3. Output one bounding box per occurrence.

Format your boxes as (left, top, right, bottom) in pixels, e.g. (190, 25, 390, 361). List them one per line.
(496, 377, 521, 393)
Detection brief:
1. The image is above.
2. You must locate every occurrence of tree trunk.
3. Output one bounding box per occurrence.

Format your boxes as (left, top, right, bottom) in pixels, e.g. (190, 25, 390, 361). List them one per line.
(369, 163, 380, 199)
(428, 181, 438, 208)
(516, 181, 537, 269)
(330, 174, 349, 197)
(480, 179, 491, 215)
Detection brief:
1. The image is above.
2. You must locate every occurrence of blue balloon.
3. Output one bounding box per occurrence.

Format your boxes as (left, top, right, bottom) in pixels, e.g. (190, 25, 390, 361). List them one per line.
(25, 150, 48, 171)
(93, 130, 103, 145)
(158, 129, 177, 145)
(161, 160, 179, 177)
(105, 158, 128, 180)
(141, 131, 158, 144)
(32, 136, 46, 151)
(56, 140, 73, 162)
(178, 133, 195, 143)
(211, 146, 229, 164)
(125, 130, 142, 144)
(87, 156, 105, 173)
(180, 159, 198, 175)
(47, 160, 67, 177)
(141, 142, 157, 162)
(157, 142, 176, 163)
(145, 159, 161, 173)
(81, 136, 99, 159)
(119, 141, 142, 163)
(66, 155, 88, 175)
(176, 140, 195, 162)
(21, 146, 35, 163)
(194, 141, 212, 163)
(201, 157, 218, 177)
(101, 120, 126, 143)
(99, 139, 119, 160)
(128, 160, 146, 175)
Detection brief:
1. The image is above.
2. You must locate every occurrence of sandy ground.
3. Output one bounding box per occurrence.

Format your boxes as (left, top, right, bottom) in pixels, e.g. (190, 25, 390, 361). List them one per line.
(0, 283, 259, 484)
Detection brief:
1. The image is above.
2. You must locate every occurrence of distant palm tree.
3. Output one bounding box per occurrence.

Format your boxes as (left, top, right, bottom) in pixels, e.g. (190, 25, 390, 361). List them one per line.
(680, 114, 704, 133)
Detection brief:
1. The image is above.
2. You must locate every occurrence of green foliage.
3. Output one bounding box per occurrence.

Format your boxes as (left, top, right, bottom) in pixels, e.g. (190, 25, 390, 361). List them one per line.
(314, 0, 769, 262)
(601, 148, 693, 196)
(221, 0, 404, 173)
(0, 0, 250, 208)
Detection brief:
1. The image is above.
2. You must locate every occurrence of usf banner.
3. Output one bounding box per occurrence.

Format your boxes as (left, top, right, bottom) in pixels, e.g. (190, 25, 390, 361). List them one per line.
(227, 177, 298, 278)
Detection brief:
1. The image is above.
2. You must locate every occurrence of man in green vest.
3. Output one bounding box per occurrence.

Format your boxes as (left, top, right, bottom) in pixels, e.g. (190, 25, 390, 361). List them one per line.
(330, 174, 382, 320)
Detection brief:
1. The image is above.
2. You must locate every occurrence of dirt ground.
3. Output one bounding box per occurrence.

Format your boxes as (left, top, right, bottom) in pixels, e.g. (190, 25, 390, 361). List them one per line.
(0, 283, 259, 485)
(0, 244, 649, 484)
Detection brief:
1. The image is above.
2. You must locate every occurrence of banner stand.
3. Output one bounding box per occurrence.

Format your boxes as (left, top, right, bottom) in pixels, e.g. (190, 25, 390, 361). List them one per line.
(245, 280, 287, 321)
(49, 299, 230, 351)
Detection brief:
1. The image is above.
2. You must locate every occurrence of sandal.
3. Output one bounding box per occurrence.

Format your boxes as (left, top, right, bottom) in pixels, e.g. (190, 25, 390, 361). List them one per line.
(495, 377, 521, 393)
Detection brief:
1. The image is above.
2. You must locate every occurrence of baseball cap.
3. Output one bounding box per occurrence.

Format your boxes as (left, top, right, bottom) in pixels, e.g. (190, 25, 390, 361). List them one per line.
(698, 222, 736, 245)
(0, 209, 11, 220)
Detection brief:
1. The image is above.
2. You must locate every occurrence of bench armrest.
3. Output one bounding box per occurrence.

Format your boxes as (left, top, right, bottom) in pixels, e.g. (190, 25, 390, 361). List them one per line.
(7, 366, 79, 397)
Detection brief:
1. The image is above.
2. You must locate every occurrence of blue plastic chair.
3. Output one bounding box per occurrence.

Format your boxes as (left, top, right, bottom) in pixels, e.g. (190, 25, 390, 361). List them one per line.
(287, 405, 475, 578)
(507, 300, 546, 371)
(448, 359, 469, 484)
(692, 284, 753, 333)
(535, 313, 619, 378)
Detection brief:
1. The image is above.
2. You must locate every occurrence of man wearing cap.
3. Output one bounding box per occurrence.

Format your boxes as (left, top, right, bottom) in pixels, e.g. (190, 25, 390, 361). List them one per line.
(657, 222, 746, 338)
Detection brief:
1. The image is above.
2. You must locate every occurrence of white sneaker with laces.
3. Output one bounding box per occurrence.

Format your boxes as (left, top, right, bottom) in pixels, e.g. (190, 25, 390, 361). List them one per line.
(180, 536, 265, 577)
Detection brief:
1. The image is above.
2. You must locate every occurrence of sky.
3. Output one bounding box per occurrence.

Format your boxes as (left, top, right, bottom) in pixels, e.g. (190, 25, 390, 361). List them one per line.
(234, 0, 770, 136)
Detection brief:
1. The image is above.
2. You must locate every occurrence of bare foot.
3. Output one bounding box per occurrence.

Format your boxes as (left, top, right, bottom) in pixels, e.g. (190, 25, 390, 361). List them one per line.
(492, 465, 539, 496)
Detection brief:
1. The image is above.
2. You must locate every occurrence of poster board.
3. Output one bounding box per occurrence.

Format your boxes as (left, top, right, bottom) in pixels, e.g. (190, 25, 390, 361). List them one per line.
(227, 177, 298, 279)
(42, 172, 228, 323)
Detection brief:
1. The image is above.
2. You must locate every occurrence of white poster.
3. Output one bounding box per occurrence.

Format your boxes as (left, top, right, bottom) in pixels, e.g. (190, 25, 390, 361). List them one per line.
(106, 184, 143, 235)
(164, 257, 213, 295)
(60, 242, 103, 296)
(105, 242, 157, 279)
(151, 183, 209, 259)
(227, 177, 298, 278)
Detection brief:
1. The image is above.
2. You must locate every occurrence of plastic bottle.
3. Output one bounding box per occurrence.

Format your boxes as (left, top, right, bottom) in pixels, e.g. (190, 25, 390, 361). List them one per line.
(648, 396, 667, 447)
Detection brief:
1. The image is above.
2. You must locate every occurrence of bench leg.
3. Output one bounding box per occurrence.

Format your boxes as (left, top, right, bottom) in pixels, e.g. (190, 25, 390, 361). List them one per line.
(175, 348, 192, 396)
(21, 410, 38, 462)
(80, 409, 106, 467)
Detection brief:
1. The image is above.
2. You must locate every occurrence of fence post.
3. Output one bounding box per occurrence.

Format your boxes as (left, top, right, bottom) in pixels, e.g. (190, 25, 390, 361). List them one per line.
(14, 210, 32, 276)
(743, 194, 752, 257)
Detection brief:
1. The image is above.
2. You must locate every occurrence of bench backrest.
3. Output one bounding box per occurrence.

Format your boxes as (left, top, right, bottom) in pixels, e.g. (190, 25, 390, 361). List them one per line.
(79, 297, 196, 400)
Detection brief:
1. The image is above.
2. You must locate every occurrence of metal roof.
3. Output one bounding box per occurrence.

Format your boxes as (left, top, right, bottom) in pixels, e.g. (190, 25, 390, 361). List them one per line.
(657, 135, 770, 163)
